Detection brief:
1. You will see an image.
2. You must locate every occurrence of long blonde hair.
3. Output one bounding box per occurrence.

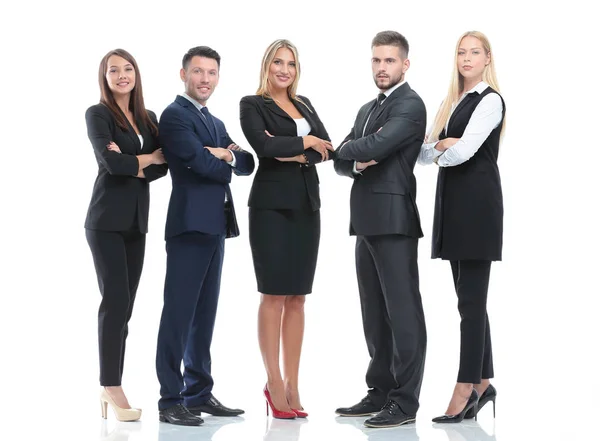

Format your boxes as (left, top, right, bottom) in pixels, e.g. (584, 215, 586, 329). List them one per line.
(256, 39, 309, 109)
(429, 31, 504, 142)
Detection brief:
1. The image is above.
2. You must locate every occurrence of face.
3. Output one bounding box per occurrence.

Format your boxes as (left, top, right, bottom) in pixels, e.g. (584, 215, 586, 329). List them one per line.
(105, 55, 136, 96)
(180, 56, 219, 105)
(371, 45, 409, 91)
(457, 36, 490, 82)
(268, 47, 297, 92)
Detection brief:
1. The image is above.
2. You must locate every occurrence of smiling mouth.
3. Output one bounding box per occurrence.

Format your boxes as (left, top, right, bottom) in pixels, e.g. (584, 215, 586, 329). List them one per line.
(117, 82, 129, 86)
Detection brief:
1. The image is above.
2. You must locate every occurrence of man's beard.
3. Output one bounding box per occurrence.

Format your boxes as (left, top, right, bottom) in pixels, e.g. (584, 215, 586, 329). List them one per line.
(374, 73, 403, 91)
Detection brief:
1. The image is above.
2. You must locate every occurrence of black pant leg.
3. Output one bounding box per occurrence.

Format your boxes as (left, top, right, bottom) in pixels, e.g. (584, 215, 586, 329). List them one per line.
(454, 260, 492, 383)
(118, 229, 146, 381)
(355, 236, 396, 407)
(366, 235, 427, 416)
(86, 229, 138, 386)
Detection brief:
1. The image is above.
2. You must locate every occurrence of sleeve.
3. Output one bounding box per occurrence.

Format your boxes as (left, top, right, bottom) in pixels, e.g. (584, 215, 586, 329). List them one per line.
(159, 107, 231, 184)
(85, 106, 139, 176)
(335, 97, 426, 163)
(239, 96, 305, 158)
(142, 110, 168, 183)
(333, 129, 360, 179)
(436, 93, 503, 167)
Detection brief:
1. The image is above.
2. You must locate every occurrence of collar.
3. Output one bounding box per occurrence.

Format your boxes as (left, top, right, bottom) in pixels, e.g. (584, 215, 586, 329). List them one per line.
(180, 92, 206, 112)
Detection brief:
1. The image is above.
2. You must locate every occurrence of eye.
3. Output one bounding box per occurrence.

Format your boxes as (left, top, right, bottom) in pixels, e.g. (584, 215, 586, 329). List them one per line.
(473, 51, 480, 55)
(289, 62, 296, 67)
(274, 60, 281, 65)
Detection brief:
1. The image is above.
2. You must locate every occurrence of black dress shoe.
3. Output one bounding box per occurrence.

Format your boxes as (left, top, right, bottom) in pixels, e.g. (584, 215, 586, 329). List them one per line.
(364, 400, 416, 428)
(432, 389, 479, 424)
(188, 395, 244, 417)
(335, 395, 381, 416)
(159, 404, 203, 426)
(465, 384, 496, 419)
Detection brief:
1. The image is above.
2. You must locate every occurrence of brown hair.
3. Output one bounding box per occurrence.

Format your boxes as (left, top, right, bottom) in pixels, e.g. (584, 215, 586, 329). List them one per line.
(98, 49, 157, 135)
(371, 31, 409, 59)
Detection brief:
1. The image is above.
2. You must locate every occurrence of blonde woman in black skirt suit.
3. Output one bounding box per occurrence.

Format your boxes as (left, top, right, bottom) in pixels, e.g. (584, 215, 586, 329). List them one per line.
(239, 39, 334, 419)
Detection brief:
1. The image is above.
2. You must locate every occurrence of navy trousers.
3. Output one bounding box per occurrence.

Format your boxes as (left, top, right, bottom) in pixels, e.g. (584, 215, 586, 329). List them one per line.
(156, 232, 225, 410)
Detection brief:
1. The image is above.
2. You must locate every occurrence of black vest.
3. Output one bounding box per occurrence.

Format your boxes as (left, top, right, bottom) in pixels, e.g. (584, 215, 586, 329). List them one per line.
(432, 87, 505, 261)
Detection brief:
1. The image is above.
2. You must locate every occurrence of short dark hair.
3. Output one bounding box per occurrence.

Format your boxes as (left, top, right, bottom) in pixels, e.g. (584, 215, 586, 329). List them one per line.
(182, 46, 221, 69)
(371, 31, 409, 59)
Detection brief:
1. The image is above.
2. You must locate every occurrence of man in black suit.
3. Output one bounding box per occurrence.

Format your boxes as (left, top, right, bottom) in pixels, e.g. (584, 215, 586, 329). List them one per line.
(333, 31, 427, 428)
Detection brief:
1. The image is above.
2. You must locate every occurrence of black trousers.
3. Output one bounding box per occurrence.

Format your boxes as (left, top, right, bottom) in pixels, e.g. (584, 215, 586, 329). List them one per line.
(356, 234, 427, 416)
(450, 260, 494, 383)
(86, 228, 145, 386)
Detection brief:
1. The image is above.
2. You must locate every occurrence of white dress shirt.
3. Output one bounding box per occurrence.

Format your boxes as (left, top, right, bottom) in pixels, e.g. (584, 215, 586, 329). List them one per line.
(418, 81, 503, 167)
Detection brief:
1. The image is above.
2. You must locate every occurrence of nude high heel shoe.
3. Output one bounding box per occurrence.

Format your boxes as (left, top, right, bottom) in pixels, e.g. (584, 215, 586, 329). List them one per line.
(100, 389, 142, 422)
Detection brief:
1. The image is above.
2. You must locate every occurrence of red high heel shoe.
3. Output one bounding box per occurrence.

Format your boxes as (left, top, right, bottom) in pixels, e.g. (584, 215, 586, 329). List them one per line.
(263, 385, 296, 419)
(292, 408, 308, 418)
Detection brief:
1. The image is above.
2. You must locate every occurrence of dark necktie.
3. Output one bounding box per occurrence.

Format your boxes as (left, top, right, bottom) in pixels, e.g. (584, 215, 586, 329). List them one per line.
(362, 93, 388, 136)
(200, 106, 218, 142)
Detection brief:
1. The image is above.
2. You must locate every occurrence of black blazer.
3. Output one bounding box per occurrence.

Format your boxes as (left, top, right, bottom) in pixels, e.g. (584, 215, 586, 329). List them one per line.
(239, 94, 332, 211)
(334, 83, 426, 237)
(84, 103, 168, 233)
(432, 87, 505, 261)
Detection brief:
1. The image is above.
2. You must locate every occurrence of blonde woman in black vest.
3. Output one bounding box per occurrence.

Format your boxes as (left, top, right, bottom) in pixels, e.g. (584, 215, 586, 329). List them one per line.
(418, 31, 505, 423)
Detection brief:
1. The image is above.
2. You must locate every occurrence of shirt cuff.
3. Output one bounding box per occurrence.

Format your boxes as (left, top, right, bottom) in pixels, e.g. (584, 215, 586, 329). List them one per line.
(226, 151, 237, 167)
(352, 161, 362, 174)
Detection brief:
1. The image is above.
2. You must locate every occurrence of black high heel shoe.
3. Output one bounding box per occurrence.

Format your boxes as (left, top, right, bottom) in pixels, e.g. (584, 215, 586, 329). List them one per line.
(465, 384, 496, 419)
(432, 389, 479, 424)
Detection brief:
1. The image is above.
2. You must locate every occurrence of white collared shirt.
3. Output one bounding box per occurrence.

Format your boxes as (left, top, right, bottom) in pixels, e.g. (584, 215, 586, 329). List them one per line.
(418, 81, 503, 167)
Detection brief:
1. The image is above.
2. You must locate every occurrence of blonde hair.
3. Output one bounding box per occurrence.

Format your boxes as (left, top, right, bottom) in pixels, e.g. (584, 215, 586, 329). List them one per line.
(429, 31, 504, 142)
(256, 39, 309, 110)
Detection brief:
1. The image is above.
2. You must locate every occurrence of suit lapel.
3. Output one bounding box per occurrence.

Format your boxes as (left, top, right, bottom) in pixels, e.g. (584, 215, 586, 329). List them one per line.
(175, 95, 217, 145)
(358, 99, 377, 137)
(365, 82, 410, 135)
(263, 97, 292, 121)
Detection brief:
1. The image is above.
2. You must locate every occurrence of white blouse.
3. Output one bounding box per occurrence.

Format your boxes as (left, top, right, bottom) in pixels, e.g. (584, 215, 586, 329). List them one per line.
(418, 81, 503, 167)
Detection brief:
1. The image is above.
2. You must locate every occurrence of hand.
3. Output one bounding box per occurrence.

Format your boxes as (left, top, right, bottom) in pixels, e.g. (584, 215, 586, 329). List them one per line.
(435, 137, 460, 152)
(227, 143, 241, 151)
(151, 148, 166, 165)
(205, 146, 233, 162)
(304, 135, 333, 161)
(356, 159, 378, 171)
(106, 142, 121, 153)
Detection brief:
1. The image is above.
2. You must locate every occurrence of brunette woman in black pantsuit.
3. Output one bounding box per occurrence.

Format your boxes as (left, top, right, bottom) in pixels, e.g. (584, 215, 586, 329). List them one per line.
(85, 49, 167, 421)
(239, 39, 334, 419)
(418, 31, 505, 423)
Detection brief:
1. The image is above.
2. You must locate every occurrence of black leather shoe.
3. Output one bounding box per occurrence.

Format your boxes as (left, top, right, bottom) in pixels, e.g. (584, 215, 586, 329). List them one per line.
(432, 389, 479, 423)
(335, 395, 381, 416)
(364, 400, 416, 428)
(159, 404, 203, 426)
(188, 395, 244, 417)
(465, 384, 496, 419)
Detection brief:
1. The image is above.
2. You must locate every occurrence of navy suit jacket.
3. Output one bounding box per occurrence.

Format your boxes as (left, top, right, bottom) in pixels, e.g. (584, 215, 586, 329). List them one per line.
(159, 95, 255, 239)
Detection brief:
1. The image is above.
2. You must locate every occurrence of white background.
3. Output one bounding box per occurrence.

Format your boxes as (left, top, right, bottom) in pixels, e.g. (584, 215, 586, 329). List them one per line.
(1, 1, 599, 440)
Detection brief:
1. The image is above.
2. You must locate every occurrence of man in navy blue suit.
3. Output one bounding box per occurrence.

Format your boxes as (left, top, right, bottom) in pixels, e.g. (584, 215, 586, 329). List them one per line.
(156, 46, 255, 426)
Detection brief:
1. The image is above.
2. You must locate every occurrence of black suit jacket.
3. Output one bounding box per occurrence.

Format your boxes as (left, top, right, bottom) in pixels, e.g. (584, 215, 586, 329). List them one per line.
(84, 103, 168, 233)
(239, 94, 332, 211)
(334, 83, 426, 237)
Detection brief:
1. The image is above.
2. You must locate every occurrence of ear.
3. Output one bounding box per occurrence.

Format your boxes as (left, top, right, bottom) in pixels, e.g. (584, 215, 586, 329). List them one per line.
(403, 58, 411, 73)
(180, 68, 186, 82)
